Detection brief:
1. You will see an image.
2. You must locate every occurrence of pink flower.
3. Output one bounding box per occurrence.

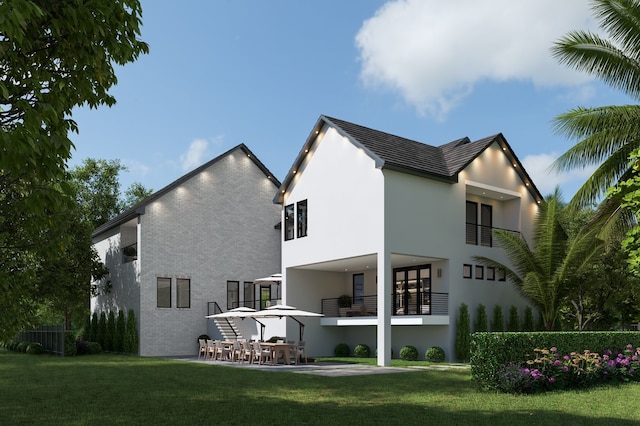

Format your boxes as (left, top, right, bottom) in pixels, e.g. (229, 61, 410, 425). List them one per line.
(548, 377, 556, 383)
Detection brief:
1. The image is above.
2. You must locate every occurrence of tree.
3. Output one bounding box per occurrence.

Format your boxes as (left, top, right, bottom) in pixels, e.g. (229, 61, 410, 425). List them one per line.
(474, 304, 488, 333)
(507, 306, 520, 332)
(523, 306, 535, 332)
(115, 310, 126, 353)
(455, 303, 471, 361)
(551, 0, 640, 214)
(123, 309, 138, 355)
(474, 189, 604, 330)
(491, 305, 504, 332)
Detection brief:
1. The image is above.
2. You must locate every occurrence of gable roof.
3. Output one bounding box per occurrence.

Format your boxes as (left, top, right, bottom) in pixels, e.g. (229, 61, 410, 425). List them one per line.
(274, 115, 542, 204)
(93, 144, 280, 237)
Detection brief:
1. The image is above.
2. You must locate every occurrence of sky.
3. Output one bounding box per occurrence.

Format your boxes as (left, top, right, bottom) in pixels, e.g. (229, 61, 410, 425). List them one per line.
(69, 0, 634, 201)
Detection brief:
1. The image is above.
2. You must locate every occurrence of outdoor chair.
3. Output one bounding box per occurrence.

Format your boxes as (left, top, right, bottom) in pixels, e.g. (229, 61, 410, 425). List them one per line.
(255, 342, 272, 365)
(296, 341, 307, 364)
(287, 343, 298, 365)
(241, 341, 253, 364)
(205, 340, 216, 361)
(198, 339, 207, 360)
(231, 340, 243, 363)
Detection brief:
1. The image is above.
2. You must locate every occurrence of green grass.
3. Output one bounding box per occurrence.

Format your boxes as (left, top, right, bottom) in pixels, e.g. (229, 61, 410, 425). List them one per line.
(1, 350, 639, 425)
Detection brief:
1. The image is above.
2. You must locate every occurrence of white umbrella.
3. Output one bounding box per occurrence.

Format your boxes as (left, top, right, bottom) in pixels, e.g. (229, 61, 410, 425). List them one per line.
(205, 307, 266, 341)
(252, 304, 323, 340)
(253, 273, 282, 301)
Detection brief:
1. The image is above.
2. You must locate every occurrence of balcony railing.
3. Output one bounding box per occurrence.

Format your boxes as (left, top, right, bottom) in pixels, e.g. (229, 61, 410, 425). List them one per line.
(321, 293, 449, 317)
(466, 224, 520, 247)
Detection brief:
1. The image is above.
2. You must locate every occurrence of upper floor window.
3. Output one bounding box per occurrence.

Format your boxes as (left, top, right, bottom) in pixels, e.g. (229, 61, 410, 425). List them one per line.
(157, 277, 171, 308)
(284, 204, 295, 241)
(297, 199, 308, 238)
(227, 280, 239, 309)
(466, 201, 493, 247)
(176, 278, 190, 308)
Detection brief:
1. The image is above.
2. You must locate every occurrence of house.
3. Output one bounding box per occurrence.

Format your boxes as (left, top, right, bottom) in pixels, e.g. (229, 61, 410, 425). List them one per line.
(275, 115, 542, 365)
(91, 144, 282, 356)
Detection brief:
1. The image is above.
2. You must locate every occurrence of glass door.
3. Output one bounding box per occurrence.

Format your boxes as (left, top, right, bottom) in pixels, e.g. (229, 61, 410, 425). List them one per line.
(393, 265, 431, 315)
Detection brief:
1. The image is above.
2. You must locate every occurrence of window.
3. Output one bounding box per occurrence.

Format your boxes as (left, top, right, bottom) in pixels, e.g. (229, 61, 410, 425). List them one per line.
(498, 269, 506, 282)
(466, 201, 478, 245)
(297, 199, 308, 238)
(157, 277, 171, 308)
(227, 280, 239, 309)
(475, 265, 484, 280)
(176, 278, 190, 308)
(463, 264, 472, 279)
(284, 204, 294, 241)
(487, 266, 495, 281)
(260, 285, 271, 310)
(393, 265, 431, 315)
(243, 281, 254, 309)
(480, 204, 493, 246)
(353, 273, 364, 305)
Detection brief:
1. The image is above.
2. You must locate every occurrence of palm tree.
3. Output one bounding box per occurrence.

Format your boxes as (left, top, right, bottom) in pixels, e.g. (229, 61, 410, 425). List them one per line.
(551, 0, 640, 212)
(474, 189, 603, 331)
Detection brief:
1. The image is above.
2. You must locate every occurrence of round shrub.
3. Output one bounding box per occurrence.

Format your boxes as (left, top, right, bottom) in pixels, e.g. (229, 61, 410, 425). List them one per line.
(89, 342, 102, 354)
(76, 339, 91, 355)
(400, 345, 419, 361)
(26, 343, 44, 355)
(334, 343, 350, 357)
(354, 344, 371, 358)
(197, 334, 210, 343)
(16, 342, 28, 353)
(425, 346, 446, 362)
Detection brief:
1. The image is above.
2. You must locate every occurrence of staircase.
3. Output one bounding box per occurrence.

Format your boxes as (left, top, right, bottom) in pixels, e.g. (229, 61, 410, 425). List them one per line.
(214, 318, 242, 340)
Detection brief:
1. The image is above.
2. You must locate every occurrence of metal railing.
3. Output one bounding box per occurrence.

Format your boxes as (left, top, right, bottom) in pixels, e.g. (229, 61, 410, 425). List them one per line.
(321, 293, 449, 317)
(466, 223, 520, 247)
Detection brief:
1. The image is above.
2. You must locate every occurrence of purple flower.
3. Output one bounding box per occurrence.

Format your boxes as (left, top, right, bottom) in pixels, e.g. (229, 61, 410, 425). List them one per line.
(548, 377, 556, 383)
(627, 344, 634, 350)
(562, 366, 569, 372)
(553, 360, 562, 366)
(563, 355, 570, 361)
(550, 347, 557, 352)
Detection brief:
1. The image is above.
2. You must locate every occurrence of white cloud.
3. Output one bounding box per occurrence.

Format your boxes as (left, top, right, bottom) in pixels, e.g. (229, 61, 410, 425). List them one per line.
(521, 152, 596, 199)
(180, 139, 209, 171)
(356, 0, 597, 118)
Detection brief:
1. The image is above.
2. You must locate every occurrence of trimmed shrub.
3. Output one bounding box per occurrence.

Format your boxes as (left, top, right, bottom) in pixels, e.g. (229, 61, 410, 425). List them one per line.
(491, 305, 504, 332)
(456, 303, 471, 361)
(123, 309, 138, 354)
(334, 343, 350, 357)
(470, 331, 640, 390)
(353, 344, 371, 358)
(26, 342, 44, 355)
(89, 342, 102, 355)
(115, 310, 126, 353)
(90, 312, 99, 342)
(474, 304, 488, 332)
(425, 346, 446, 362)
(64, 331, 77, 356)
(97, 312, 107, 349)
(522, 306, 535, 332)
(507, 306, 520, 332)
(399, 345, 418, 361)
(16, 342, 28, 353)
(83, 315, 92, 341)
(76, 339, 91, 355)
(105, 311, 116, 351)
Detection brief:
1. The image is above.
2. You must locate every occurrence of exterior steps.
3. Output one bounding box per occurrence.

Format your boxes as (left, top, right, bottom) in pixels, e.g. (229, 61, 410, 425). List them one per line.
(213, 318, 242, 340)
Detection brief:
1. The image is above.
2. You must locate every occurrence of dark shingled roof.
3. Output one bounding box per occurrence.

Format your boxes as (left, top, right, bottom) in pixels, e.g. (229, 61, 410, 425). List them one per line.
(275, 115, 542, 204)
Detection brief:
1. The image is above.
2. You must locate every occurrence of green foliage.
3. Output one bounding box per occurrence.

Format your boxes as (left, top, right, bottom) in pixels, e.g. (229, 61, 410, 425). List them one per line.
(16, 342, 28, 353)
(123, 309, 138, 355)
(105, 311, 116, 352)
(334, 343, 350, 357)
(26, 342, 44, 355)
(115, 311, 126, 353)
(522, 306, 535, 332)
(64, 332, 77, 357)
(425, 346, 445, 362)
(97, 312, 107, 350)
(89, 313, 99, 343)
(507, 306, 520, 332)
(455, 303, 471, 361)
(89, 342, 102, 355)
(474, 304, 488, 332)
(470, 331, 640, 390)
(337, 295, 352, 308)
(83, 315, 92, 341)
(353, 344, 370, 358)
(399, 345, 418, 361)
(491, 305, 504, 332)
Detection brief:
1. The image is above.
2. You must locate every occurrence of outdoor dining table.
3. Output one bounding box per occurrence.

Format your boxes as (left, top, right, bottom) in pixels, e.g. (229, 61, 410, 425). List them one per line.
(259, 342, 292, 365)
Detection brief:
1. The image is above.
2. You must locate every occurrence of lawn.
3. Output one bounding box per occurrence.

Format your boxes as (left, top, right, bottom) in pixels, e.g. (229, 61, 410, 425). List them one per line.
(1, 350, 639, 425)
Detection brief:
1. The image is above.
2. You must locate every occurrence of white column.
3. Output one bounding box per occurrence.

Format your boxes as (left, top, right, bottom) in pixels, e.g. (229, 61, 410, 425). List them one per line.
(377, 251, 392, 366)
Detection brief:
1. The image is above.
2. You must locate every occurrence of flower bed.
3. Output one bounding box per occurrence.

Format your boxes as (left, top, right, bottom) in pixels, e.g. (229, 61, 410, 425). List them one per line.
(495, 345, 640, 393)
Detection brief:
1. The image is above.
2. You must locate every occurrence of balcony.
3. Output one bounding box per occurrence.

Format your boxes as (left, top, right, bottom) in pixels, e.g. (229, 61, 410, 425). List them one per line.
(465, 223, 520, 247)
(321, 293, 449, 317)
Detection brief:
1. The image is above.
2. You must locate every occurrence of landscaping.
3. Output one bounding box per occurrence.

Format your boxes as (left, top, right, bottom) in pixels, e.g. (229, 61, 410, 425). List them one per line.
(2, 349, 640, 425)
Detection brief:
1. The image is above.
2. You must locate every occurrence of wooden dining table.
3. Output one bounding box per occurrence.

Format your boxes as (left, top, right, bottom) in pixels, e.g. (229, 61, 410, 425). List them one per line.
(259, 342, 293, 365)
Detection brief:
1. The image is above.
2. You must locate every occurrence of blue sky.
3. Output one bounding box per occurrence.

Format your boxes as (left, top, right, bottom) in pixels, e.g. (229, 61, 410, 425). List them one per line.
(69, 0, 632, 201)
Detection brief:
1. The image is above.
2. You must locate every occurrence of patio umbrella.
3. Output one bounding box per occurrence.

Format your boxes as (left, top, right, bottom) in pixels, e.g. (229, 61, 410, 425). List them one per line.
(205, 307, 266, 341)
(252, 304, 323, 341)
(253, 273, 282, 301)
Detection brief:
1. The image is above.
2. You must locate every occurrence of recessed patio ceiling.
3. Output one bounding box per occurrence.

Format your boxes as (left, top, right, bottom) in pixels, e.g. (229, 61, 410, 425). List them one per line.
(293, 253, 440, 272)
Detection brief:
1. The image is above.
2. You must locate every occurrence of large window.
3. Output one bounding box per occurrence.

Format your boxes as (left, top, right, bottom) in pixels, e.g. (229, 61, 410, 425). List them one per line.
(227, 280, 239, 310)
(466, 201, 478, 245)
(284, 204, 295, 241)
(466, 201, 493, 246)
(176, 278, 190, 308)
(393, 265, 431, 315)
(157, 277, 171, 308)
(260, 285, 271, 310)
(353, 273, 364, 305)
(243, 281, 254, 309)
(480, 204, 493, 246)
(297, 199, 308, 238)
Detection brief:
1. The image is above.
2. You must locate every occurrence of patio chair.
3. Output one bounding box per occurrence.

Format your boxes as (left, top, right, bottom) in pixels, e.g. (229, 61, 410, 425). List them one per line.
(296, 341, 307, 364)
(287, 343, 298, 365)
(198, 339, 207, 360)
(242, 341, 254, 364)
(231, 340, 243, 363)
(206, 340, 216, 361)
(255, 342, 272, 365)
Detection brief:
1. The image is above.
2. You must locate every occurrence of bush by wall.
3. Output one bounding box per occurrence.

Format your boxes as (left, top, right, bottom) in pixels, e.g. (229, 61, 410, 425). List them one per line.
(354, 344, 371, 358)
(123, 309, 138, 354)
(474, 304, 488, 332)
(97, 312, 107, 349)
(90, 312, 98, 342)
(456, 303, 471, 361)
(26, 342, 44, 355)
(491, 305, 504, 332)
(400, 345, 418, 361)
(64, 331, 77, 357)
(470, 331, 640, 390)
(507, 306, 520, 332)
(105, 311, 116, 352)
(425, 346, 445, 362)
(334, 343, 350, 357)
(522, 306, 535, 332)
(115, 310, 125, 353)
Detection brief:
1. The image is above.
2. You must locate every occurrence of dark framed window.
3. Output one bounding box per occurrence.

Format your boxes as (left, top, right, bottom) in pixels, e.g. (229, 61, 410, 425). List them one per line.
(498, 269, 506, 282)
(176, 278, 190, 308)
(157, 277, 171, 308)
(463, 264, 472, 279)
(466, 201, 478, 245)
(393, 265, 431, 315)
(260, 285, 271, 310)
(227, 280, 239, 309)
(297, 199, 308, 238)
(284, 204, 294, 241)
(481, 204, 493, 247)
(353, 273, 364, 305)
(475, 265, 484, 280)
(243, 281, 254, 309)
(487, 266, 495, 281)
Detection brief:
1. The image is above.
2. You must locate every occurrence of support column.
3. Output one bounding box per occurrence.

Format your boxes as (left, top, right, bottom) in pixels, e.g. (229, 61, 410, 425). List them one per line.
(376, 251, 392, 366)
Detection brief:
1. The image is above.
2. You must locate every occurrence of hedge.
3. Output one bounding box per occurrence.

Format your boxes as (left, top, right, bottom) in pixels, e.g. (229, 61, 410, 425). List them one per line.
(471, 331, 640, 390)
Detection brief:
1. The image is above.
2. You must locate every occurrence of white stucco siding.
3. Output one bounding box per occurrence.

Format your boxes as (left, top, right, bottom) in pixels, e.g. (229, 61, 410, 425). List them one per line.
(282, 127, 384, 267)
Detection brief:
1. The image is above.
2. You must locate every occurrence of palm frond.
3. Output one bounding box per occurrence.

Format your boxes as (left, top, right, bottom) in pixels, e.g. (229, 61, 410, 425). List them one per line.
(593, 0, 640, 61)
